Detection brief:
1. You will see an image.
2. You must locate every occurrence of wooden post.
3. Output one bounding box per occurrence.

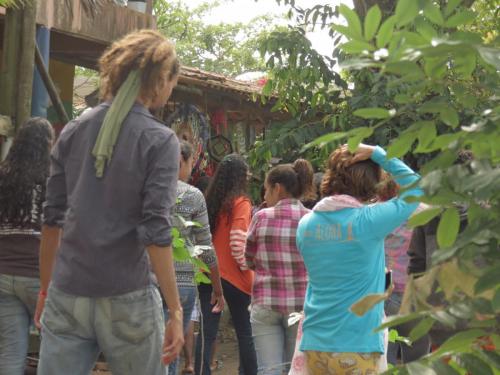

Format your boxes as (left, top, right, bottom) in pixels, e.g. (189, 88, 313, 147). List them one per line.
(0, 9, 21, 120)
(34, 45, 70, 125)
(16, 3, 37, 128)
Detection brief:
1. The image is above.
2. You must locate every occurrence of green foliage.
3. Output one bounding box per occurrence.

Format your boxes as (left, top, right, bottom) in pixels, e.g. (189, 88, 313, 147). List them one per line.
(171, 217, 210, 285)
(154, 0, 280, 76)
(246, 116, 340, 200)
(257, 0, 500, 373)
(0, 0, 30, 7)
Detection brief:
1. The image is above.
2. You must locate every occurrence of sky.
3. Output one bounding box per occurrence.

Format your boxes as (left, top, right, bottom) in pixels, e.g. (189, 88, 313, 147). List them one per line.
(182, 0, 353, 57)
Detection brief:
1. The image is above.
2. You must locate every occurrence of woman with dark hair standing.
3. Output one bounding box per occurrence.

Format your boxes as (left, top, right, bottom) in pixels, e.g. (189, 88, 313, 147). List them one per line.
(168, 141, 224, 375)
(205, 154, 257, 375)
(297, 144, 422, 375)
(0, 117, 54, 375)
(246, 159, 313, 375)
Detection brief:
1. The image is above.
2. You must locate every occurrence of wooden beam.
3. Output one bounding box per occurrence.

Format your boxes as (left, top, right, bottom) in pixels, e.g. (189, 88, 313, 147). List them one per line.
(0, 9, 21, 121)
(16, 3, 37, 128)
(34, 44, 70, 125)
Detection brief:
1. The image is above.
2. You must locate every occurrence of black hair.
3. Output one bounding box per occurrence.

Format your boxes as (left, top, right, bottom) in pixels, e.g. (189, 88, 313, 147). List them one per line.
(0, 117, 54, 227)
(205, 154, 248, 233)
(194, 175, 211, 195)
(266, 159, 314, 199)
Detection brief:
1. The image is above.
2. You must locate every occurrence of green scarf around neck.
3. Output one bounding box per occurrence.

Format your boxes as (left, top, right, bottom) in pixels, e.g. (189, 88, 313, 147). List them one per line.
(92, 70, 142, 178)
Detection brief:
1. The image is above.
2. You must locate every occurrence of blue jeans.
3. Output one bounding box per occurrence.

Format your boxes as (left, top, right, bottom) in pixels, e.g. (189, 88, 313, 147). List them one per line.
(164, 286, 197, 375)
(0, 273, 39, 375)
(195, 283, 222, 375)
(38, 285, 167, 375)
(250, 304, 298, 375)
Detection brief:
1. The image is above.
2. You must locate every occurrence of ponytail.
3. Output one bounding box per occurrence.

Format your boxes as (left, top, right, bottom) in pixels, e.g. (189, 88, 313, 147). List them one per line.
(292, 159, 315, 200)
(266, 159, 314, 199)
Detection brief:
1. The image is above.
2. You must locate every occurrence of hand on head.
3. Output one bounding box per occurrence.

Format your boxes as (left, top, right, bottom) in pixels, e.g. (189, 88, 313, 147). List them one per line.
(341, 143, 376, 165)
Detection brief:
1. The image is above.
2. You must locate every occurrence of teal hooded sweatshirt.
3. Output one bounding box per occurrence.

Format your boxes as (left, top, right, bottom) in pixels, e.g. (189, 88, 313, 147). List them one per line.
(297, 146, 422, 354)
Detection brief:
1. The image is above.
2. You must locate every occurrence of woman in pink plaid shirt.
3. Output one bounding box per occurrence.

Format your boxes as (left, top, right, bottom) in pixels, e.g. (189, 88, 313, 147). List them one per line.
(246, 159, 314, 375)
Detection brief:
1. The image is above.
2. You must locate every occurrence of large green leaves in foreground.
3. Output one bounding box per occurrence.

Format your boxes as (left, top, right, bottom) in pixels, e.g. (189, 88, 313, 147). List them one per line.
(257, 0, 499, 373)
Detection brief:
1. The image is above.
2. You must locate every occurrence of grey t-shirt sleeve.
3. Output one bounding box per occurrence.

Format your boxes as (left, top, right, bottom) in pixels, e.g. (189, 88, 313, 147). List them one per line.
(137, 130, 180, 247)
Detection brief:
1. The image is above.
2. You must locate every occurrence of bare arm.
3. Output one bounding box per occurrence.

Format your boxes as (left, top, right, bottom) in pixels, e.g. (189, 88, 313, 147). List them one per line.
(34, 225, 62, 328)
(39, 225, 62, 292)
(208, 264, 224, 313)
(147, 244, 184, 365)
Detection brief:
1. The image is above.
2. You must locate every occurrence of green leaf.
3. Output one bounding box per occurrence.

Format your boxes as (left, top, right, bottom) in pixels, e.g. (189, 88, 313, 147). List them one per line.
(409, 317, 435, 342)
(191, 257, 210, 272)
(419, 100, 446, 114)
(364, 4, 382, 41)
(416, 121, 437, 152)
(394, 94, 412, 104)
(386, 61, 423, 76)
(350, 292, 387, 316)
(477, 46, 500, 70)
(339, 4, 363, 40)
(415, 17, 438, 41)
(194, 271, 211, 284)
(331, 24, 361, 41)
(353, 107, 391, 119)
(424, 56, 448, 78)
(407, 362, 437, 375)
(395, 0, 419, 27)
(482, 350, 500, 369)
(493, 288, 500, 313)
(347, 127, 373, 151)
(408, 207, 443, 227)
(437, 207, 460, 248)
(454, 50, 476, 78)
(387, 132, 416, 158)
(440, 107, 459, 128)
(173, 237, 185, 248)
(475, 268, 500, 295)
(376, 15, 397, 48)
(444, 0, 462, 17)
(432, 361, 461, 375)
(302, 132, 348, 151)
(434, 329, 486, 356)
(340, 40, 375, 54)
(458, 353, 494, 375)
(424, 1, 444, 26)
(377, 312, 426, 331)
(445, 10, 476, 28)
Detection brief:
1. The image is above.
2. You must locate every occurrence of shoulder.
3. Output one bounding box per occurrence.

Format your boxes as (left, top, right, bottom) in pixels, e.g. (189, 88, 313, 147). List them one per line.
(233, 196, 252, 208)
(178, 182, 205, 204)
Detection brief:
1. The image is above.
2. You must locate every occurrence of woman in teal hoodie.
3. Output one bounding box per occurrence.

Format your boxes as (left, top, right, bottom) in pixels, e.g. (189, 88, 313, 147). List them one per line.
(296, 144, 422, 375)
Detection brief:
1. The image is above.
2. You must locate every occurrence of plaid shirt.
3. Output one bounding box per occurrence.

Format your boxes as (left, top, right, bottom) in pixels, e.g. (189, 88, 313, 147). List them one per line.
(246, 198, 310, 314)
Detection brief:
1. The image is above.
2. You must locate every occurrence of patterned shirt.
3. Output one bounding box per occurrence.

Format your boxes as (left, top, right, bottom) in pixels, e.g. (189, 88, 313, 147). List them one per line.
(246, 198, 310, 314)
(0, 185, 44, 278)
(384, 223, 413, 293)
(173, 181, 217, 288)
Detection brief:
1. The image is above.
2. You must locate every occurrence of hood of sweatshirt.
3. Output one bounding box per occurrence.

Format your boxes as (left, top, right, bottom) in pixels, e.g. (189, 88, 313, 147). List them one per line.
(313, 194, 364, 212)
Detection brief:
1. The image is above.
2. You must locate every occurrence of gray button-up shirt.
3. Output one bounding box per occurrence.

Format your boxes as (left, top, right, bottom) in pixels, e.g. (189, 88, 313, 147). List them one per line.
(43, 102, 179, 297)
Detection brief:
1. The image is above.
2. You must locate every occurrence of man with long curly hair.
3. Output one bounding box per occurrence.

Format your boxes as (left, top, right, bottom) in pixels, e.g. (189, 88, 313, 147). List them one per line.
(0, 118, 54, 375)
(35, 30, 184, 375)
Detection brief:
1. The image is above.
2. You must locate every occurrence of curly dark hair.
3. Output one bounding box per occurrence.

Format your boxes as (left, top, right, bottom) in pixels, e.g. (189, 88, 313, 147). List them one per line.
(0, 117, 54, 228)
(206, 154, 249, 233)
(321, 146, 381, 202)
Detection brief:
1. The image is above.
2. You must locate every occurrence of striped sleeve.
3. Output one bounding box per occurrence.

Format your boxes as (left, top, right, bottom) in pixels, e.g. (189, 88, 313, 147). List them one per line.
(230, 198, 252, 271)
(245, 211, 260, 269)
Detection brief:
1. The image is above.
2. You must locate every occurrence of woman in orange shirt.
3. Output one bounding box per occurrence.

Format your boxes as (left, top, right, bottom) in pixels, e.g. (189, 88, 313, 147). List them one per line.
(206, 154, 257, 375)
